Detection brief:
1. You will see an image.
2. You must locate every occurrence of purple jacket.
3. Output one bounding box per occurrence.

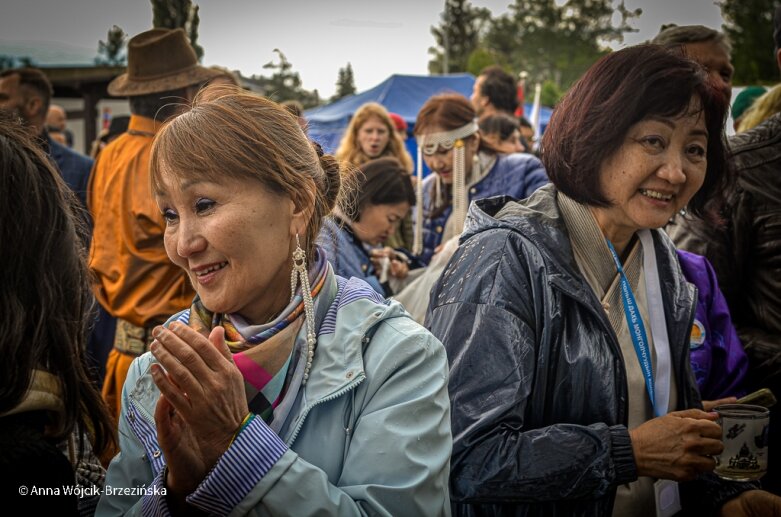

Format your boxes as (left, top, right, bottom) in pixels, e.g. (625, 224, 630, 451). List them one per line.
(677, 249, 748, 400)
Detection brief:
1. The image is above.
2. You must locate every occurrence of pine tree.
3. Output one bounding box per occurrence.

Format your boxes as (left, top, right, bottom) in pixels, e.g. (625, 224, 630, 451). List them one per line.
(151, 0, 204, 61)
(252, 49, 321, 108)
(96, 25, 127, 66)
(332, 63, 357, 101)
(428, 0, 491, 74)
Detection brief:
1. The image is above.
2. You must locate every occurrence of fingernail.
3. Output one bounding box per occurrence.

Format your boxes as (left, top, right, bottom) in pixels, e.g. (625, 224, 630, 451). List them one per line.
(150, 340, 159, 353)
(152, 326, 163, 338)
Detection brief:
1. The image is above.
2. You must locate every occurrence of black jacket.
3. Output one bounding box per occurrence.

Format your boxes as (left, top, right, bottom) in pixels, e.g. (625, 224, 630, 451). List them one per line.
(426, 186, 755, 516)
(669, 114, 781, 494)
(670, 113, 781, 397)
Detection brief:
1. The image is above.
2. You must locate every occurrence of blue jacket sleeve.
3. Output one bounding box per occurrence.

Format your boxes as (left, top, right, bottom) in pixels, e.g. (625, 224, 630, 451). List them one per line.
(521, 155, 548, 199)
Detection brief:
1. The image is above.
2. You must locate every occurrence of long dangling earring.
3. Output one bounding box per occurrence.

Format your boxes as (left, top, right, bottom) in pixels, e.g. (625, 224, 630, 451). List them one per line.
(290, 234, 317, 384)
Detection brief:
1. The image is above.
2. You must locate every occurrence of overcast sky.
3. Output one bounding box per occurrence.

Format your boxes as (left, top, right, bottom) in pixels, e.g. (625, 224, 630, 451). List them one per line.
(1, 0, 724, 98)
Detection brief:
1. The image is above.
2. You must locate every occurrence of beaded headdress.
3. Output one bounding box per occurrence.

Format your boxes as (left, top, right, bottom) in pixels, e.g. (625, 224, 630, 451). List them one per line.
(413, 120, 479, 256)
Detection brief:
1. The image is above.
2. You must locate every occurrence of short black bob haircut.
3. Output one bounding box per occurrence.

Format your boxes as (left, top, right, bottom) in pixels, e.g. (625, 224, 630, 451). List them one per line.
(540, 44, 730, 218)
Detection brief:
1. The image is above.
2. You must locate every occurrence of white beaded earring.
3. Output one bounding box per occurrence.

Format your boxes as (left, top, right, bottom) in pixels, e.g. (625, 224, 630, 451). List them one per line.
(290, 234, 317, 384)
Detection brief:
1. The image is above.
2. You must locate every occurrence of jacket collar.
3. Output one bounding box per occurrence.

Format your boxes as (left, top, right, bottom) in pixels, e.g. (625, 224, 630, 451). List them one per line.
(128, 114, 163, 136)
(464, 185, 694, 326)
(464, 185, 595, 302)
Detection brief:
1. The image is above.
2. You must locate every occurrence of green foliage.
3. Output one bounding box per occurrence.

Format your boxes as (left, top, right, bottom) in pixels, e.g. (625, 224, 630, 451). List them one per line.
(540, 80, 562, 107)
(96, 25, 127, 66)
(251, 49, 321, 109)
(718, 0, 778, 84)
(0, 55, 33, 71)
(482, 0, 640, 89)
(188, 5, 203, 61)
(466, 47, 497, 76)
(428, 0, 491, 73)
(150, 0, 204, 61)
(332, 63, 357, 101)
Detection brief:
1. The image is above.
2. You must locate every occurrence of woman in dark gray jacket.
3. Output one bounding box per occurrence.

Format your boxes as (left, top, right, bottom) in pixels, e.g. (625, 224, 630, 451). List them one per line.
(427, 45, 781, 516)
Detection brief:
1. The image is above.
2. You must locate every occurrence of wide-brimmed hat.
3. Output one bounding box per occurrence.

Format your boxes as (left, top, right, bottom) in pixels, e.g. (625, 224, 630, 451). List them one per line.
(108, 28, 221, 96)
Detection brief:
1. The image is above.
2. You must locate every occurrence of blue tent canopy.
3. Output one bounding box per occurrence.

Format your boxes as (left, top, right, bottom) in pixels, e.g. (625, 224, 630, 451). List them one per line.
(305, 73, 552, 161)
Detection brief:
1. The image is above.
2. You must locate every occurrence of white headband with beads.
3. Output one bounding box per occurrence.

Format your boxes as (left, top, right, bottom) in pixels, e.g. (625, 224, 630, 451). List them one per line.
(415, 121, 479, 155)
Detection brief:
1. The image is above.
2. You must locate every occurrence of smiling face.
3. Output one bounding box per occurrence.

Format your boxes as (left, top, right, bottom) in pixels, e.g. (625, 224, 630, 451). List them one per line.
(155, 171, 304, 324)
(351, 201, 411, 246)
(590, 105, 708, 250)
(357, 115, 390, 159)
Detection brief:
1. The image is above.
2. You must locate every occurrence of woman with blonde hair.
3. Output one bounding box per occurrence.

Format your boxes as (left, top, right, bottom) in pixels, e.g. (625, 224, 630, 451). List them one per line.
(96, 87, 451, 516)
(336, 102, 413, 172)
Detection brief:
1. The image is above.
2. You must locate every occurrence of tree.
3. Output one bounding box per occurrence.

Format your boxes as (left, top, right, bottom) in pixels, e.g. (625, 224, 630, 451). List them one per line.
(719, 0, 778, 84)
(483, 0, 640, 90)
(96, 25, 127, 66)
(428, 0, 491, 74)
(540, 80, 563, 107)
(465, 47, 497, 76)
(251, 49, 320, 108)
(151, 0, 204, 61)
(332, 63, 357, 101)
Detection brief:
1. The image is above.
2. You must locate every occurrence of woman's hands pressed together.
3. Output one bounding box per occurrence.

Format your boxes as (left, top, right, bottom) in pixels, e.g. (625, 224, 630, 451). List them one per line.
(149, 323, 249, 497)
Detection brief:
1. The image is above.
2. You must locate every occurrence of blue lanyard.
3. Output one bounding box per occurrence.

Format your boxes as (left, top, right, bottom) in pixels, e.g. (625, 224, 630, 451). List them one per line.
(606, 240, 659, 416)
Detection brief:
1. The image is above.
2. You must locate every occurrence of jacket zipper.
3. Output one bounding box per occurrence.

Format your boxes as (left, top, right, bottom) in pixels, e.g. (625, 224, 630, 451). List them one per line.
(287, 373, 366, 446)
(552, 282, 630, 425)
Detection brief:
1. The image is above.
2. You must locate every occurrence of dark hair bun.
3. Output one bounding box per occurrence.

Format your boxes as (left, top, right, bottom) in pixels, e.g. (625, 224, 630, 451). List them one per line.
(318, 152, 341, 212)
